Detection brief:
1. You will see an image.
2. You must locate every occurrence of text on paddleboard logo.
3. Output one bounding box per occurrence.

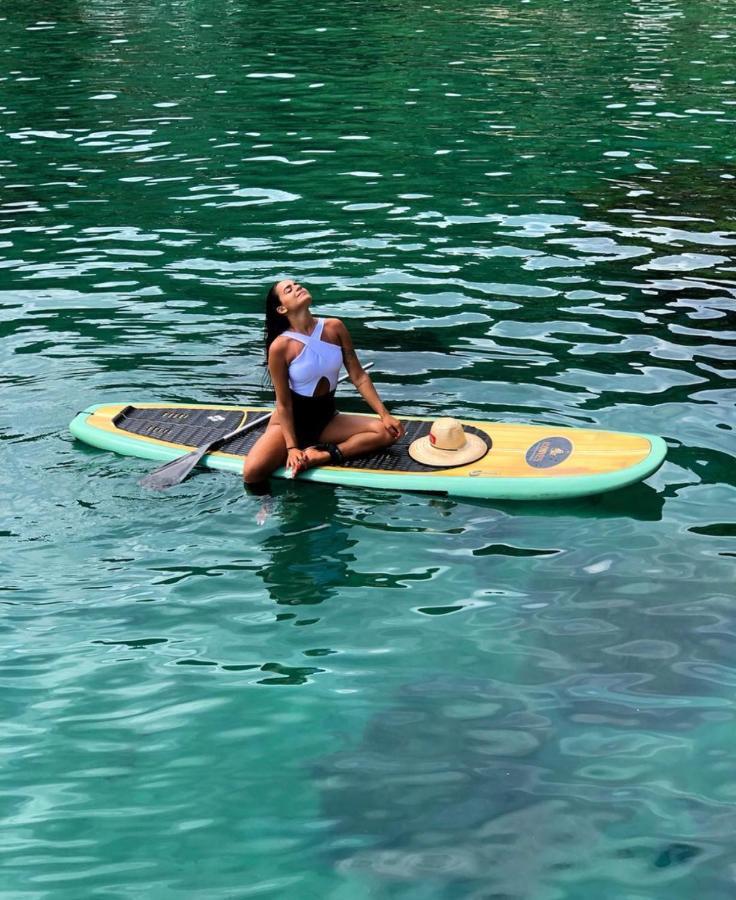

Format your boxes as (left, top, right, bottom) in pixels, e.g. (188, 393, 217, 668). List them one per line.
(525, 436, 573, 468)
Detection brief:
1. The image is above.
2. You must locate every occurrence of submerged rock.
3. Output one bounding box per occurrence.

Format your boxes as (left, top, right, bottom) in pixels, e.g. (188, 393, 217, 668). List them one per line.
(314, 676, 709, 897)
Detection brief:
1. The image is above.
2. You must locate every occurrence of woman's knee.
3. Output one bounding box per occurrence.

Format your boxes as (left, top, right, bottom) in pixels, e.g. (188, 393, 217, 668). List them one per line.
(243, 429, 285, 483)
(375, 423, 396, 447)
(243, 458, 272, 483)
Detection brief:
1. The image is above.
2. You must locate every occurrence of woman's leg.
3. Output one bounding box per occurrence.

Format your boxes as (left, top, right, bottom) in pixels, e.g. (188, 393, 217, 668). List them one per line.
(243, 423, 288, 484)
(302, 414, 394, 469)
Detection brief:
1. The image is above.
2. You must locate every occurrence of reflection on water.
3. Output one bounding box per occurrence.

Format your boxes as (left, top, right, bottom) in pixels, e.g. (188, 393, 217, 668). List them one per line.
(258, 487, 354, 615)
(2, 0, 735, 896)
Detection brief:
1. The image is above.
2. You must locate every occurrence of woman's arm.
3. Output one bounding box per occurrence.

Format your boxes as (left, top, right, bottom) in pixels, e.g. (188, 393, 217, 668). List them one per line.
(268, 341, 303, 466)
(334, 320, 404, 439)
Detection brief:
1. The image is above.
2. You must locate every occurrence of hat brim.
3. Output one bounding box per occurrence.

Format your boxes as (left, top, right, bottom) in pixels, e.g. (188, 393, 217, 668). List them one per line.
(408, 432, 488, 468)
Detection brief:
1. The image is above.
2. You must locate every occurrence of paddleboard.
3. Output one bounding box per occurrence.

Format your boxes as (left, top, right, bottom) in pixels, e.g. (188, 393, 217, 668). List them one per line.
(69, 402, 667, 500)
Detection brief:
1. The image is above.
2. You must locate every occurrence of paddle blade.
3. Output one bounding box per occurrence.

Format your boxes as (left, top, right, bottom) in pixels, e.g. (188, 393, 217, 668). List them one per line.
(138, 448, 206, 490)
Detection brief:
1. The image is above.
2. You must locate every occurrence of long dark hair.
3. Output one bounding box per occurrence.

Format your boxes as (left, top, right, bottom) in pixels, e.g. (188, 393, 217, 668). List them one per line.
(263, 282, 289, 382)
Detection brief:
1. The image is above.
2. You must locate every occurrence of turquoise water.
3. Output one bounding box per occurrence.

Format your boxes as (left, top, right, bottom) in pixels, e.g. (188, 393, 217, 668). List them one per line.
(2, 0, 735, 896)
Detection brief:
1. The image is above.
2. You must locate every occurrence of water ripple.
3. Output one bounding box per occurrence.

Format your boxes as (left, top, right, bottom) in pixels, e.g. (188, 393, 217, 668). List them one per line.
(2, 0, 735, 897)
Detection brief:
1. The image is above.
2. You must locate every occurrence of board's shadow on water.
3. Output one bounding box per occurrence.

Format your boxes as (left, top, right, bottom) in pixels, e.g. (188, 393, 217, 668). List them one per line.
(476, 480, 666, 523)
(252, 470, 664, 529)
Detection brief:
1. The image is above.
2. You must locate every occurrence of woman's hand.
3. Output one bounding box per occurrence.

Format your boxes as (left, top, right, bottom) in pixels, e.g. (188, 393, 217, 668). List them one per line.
(286, 447, 307, 476)
(381, 414, 404, 441)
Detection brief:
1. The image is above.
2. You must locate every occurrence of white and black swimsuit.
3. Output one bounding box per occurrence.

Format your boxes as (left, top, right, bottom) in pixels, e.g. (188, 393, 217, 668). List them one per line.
(281, 319, 343, 448)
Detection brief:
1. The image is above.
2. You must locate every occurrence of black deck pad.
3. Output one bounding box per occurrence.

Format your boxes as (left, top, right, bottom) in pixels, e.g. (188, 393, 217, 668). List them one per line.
(114, 406, 246, 448)
(115, 407, 491, 473)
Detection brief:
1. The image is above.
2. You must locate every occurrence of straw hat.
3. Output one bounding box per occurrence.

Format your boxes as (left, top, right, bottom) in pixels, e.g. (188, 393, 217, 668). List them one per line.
(408, 418, 488, 467)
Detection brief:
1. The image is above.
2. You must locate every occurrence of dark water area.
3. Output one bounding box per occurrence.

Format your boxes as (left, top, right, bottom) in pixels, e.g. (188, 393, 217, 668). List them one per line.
(1, 0, 735, 897)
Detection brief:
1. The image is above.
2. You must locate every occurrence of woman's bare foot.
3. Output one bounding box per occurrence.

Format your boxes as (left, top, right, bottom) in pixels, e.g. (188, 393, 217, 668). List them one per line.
(297, 446, 332, 473)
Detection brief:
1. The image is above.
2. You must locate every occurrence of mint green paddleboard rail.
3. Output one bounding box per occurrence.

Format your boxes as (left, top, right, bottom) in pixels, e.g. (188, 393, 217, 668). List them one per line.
(69, 402, 667, 501)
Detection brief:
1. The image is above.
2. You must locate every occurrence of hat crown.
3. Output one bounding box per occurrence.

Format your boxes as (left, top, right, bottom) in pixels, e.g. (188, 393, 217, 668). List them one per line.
(408, 417, 487, 467)
(429, 417, 467, 451)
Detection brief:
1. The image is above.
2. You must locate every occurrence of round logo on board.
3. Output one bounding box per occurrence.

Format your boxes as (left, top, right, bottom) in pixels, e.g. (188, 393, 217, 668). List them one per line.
(525, 436, 573, 468)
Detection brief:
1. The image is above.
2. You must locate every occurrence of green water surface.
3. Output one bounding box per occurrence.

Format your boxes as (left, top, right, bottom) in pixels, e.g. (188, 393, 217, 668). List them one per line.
(1, 0, 735, 897)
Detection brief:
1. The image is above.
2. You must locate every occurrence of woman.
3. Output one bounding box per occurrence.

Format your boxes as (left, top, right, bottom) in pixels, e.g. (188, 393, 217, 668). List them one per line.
(243, 279, 403, 491)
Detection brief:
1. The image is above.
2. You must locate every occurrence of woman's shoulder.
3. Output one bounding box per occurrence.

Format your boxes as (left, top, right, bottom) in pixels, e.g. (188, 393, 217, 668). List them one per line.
(269, 332, 289, 349)
(268, 334, 291, 362)
(322, 317, 348, 337)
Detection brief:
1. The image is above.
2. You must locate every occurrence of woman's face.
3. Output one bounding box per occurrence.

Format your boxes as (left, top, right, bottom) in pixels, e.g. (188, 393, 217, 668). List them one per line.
(275, 279, 311, 314)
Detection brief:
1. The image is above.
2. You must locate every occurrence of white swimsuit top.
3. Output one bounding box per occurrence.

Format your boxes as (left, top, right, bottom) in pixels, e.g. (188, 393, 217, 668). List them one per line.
(282, 318, 343, 397)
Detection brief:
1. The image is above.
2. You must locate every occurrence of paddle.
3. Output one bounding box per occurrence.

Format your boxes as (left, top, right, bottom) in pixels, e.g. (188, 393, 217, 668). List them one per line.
(139, 362, 374, 491)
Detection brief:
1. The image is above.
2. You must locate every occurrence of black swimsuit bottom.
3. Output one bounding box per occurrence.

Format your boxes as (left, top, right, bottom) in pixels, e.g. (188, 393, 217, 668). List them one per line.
(290, 390, 337, 449)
